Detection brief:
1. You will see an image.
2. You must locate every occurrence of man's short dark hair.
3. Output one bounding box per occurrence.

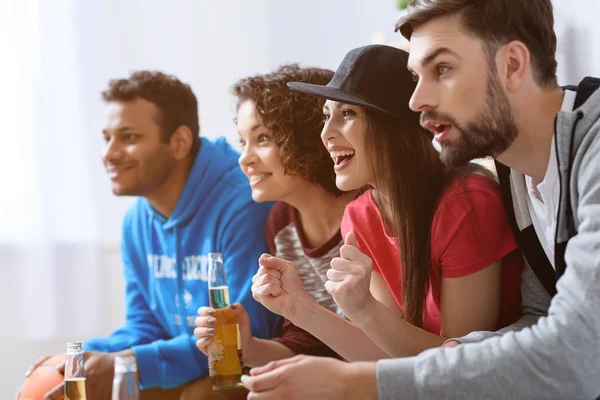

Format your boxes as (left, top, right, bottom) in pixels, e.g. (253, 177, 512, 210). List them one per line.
(396, 0, 558, 87)
(102, 70, 201, 155)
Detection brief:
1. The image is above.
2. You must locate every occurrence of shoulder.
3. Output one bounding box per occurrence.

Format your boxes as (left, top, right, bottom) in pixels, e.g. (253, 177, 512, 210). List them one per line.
(344, 190, 377, 219)
(437, 173, 502, 212)
(432, 173, 508, 236)
(341, 189, 383, 240)
(214, 182, 273, 237)
(442, 172, 500, 198)
(576, 116, 600, 179)
(342, 190, 374, 229)
(196, 136, 248, 192)
(121, 198, 148, 236)
(266, 202, 295, 240)
(210, 168, 268, 218)
(219, 164, 252, 189)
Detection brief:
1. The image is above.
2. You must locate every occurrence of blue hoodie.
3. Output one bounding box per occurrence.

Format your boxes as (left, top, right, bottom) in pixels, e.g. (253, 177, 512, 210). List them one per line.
(84, 137, 279, 389)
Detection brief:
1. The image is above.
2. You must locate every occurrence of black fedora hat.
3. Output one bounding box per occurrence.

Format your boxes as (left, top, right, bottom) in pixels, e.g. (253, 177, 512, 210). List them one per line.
(288, 44, 418, 121)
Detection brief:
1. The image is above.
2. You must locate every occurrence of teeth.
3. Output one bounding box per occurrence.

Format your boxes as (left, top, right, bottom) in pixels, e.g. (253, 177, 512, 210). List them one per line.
(249, 174, 269, 182)
(329, 150, 355, 159)
(435, 124, 441, 128)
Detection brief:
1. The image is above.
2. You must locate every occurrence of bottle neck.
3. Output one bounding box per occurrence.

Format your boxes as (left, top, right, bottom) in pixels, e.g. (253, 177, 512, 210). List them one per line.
(65, 350, 85, 379)
(114, 355, 138, 374)
(113, 356, 140, 400)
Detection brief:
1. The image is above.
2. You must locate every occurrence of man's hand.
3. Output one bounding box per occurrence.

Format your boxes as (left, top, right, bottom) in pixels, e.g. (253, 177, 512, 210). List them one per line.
(325, 231, 377, 325)
(251, 254, 311, 320)
(241, 355, 378, 400)
(25, 355, 53, 378)
(44, 350, 134, 400)
(442, 340, 460, 348)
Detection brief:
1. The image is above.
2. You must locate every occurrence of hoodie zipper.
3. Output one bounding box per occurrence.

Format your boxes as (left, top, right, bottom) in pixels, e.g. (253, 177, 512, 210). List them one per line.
(554, 111, 584, 278)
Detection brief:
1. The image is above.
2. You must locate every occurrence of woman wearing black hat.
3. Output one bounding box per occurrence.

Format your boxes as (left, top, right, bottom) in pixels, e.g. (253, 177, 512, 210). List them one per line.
(251, 45, 523, 360)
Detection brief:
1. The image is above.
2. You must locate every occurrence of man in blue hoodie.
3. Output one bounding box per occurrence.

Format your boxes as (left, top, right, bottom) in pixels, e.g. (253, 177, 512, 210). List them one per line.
(42, 71, 279, 399)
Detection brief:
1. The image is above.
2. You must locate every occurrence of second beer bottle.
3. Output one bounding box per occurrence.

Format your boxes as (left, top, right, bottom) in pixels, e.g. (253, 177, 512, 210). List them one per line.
(64, 342, 87, 400)
(207, 252, 244, 390)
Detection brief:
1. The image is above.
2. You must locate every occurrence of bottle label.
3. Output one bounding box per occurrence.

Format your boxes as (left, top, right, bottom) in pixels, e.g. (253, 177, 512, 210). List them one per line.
(65, 377, 87, 400)
(208, 308, 243, 377)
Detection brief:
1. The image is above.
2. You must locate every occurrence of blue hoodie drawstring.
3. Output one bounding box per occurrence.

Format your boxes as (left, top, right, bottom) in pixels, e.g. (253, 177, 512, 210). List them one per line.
(147, 211, 157, 310)
(174, 228, 186, 334)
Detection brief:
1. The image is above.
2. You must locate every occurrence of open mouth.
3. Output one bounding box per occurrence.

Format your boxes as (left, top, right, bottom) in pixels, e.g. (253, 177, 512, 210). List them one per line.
(433, 123, 448, 133)
(425, 122, 453, 141)
(330, 150, 355, 167)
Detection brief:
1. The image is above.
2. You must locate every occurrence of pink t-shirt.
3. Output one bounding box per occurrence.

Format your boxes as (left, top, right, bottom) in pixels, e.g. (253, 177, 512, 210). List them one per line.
(341, 174, 523, 334)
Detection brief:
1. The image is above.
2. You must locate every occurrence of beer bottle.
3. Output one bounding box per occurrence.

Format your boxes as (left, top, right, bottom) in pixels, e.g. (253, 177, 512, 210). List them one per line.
(112, 355, 140, 400)
(64, 342, 87, 400)
(207, 252, 244, 390)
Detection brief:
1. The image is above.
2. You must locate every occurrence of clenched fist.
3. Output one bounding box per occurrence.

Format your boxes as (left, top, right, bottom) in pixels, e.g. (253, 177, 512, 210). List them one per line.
(325, 231, 377, 325)
(251, 254, 311, 321)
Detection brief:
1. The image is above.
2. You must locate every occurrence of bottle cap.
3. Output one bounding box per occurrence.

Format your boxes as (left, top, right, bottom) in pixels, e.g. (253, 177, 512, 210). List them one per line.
(208, 252, 223, 262)
(66, 342, 82, 352)
(114, 355, 138, 373)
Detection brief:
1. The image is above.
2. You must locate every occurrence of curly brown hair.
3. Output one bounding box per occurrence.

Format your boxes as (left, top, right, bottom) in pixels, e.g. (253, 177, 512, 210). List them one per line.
(232, 64, 341, 195)
(102, 70, 201, 156)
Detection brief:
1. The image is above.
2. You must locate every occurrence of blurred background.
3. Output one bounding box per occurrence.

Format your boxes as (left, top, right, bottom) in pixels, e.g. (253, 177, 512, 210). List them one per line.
(0, 0, 598, 396)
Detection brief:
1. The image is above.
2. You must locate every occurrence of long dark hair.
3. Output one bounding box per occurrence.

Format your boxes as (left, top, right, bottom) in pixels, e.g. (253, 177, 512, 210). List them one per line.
(364, 109, 492, 328)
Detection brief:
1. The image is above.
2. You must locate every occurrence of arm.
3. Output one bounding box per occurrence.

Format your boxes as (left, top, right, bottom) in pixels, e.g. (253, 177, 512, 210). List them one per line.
(290, 296, 393, 362)
(83, 219, 206, 389)
(83, 249, 168, 353)
(241, 355, 378, 400)
(244, 338, 296, 367)
(84, 211, 168, 353)
(268, 318, 340, 361)
(449, 261, 551, 345)
(319, 226, 505, 358)
(252, 254, 390, 361)
(377, 133, 600, 400)
(254, 238, 500, 361)
(353, 262, 502, 358)
(85, 212, 209, 388)
(439, 260, 501, 337)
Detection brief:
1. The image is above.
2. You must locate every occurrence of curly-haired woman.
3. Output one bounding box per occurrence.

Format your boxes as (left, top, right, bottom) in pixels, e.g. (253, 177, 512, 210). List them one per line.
(194, 65, 357, 366)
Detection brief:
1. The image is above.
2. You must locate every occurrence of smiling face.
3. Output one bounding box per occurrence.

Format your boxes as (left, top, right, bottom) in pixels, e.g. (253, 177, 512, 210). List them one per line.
(321, 100, 372, 191)
(237, 100, 308, 202)
(102, 98, 175, 196)
(407, 15, 518, 167)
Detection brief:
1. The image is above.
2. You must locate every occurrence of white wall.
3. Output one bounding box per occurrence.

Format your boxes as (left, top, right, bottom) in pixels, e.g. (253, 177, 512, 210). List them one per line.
(553, 0, 600, 84)
(267, 0, 399, 70)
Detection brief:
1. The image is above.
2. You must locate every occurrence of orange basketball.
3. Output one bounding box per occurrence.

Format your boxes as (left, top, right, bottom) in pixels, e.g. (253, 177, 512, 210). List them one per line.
(17, 353, 65, 400)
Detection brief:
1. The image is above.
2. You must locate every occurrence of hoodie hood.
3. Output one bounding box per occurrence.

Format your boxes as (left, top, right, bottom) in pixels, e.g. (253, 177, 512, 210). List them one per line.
(143, 137, 242, 229)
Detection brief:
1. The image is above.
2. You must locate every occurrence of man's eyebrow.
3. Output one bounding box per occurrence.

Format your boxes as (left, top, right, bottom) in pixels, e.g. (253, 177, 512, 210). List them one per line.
(102, 125, 137, 134)
(421, 47, 462, 68)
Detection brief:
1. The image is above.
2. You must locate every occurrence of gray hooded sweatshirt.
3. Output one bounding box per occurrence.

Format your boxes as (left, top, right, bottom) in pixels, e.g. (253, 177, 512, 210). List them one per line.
(377, 81, 600, 399)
